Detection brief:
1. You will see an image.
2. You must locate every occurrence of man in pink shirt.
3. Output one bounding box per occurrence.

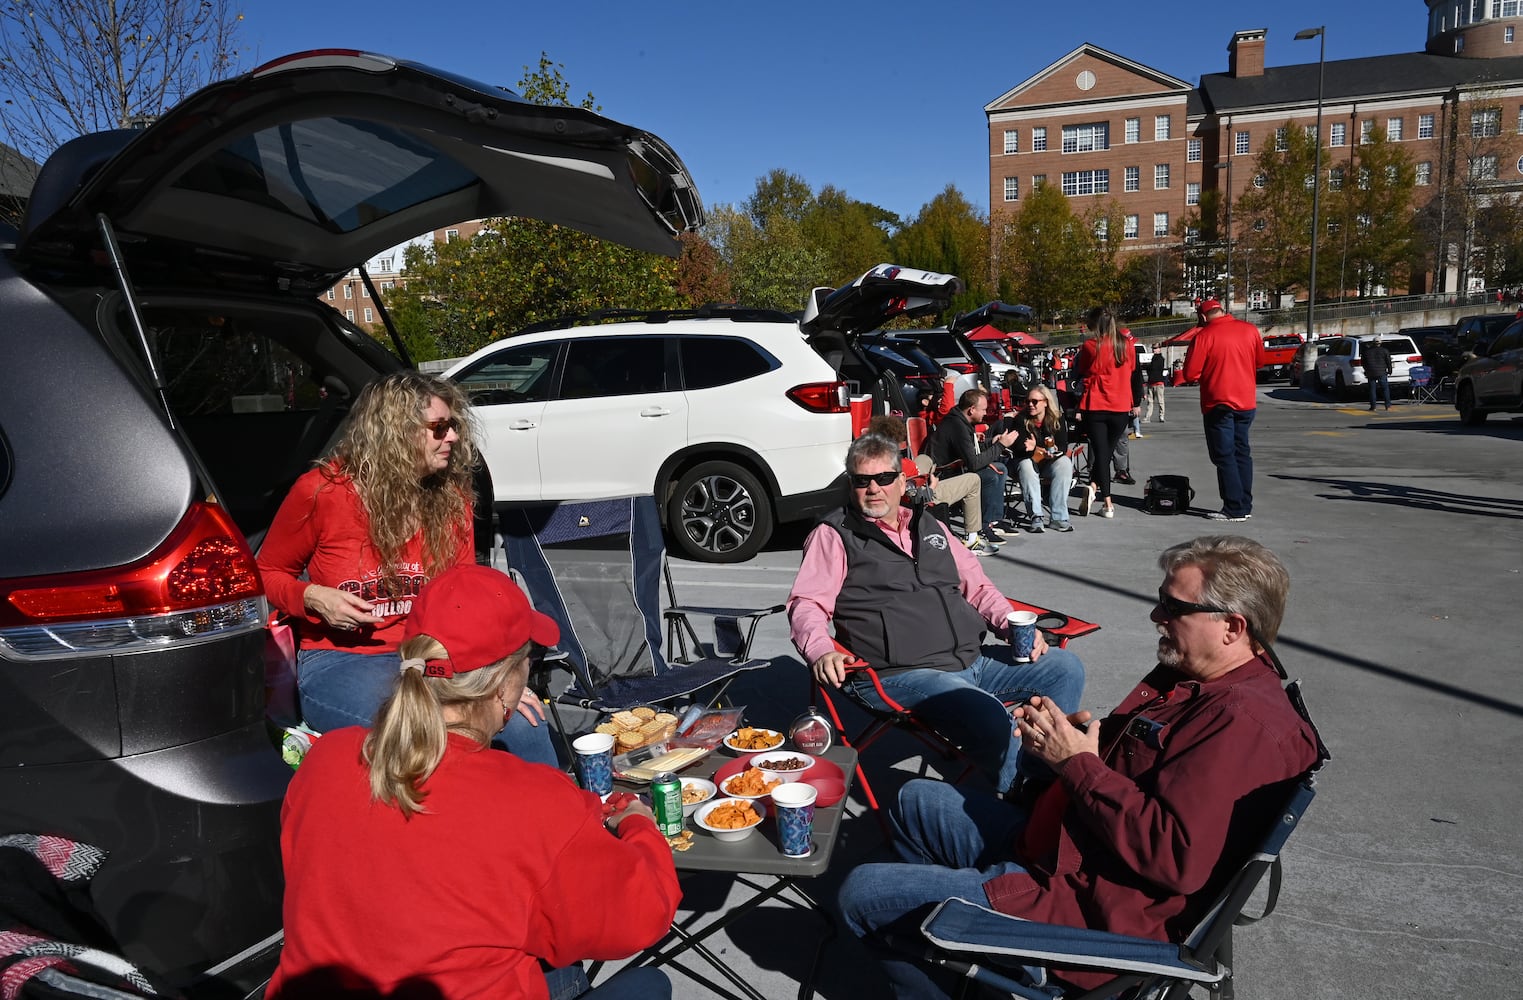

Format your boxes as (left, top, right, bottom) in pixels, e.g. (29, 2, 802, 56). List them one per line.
(787, 433, 1085, 795)
(1182, 299, 1267, 522)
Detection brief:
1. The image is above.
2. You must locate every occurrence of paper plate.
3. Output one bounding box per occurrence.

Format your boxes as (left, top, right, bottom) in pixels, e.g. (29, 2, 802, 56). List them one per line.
(711, 754, 847, 807)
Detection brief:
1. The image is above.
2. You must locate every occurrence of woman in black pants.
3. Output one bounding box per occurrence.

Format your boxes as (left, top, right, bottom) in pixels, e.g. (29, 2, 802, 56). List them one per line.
(1073, 307, 1138, 518)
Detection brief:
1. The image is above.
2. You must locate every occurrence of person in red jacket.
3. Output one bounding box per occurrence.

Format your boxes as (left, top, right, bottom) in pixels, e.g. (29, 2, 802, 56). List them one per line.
(837, 536, 1321, 999)
(1073, 307, 1138, 519)
(269, 564, 677, 1000)
(1181, 299, 1267, 521)
(258, 372, 555, 764)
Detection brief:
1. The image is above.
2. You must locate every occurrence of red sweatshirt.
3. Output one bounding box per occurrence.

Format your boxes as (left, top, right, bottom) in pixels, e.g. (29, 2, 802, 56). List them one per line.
(1181, 315, 1266, 412)
(269, 728, 681, 1000)
(1074, 337, 1136, 413)
(257, 467, 473, 653)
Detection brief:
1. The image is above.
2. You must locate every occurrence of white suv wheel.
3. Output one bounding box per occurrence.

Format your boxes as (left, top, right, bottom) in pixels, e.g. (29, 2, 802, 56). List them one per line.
(668, 461, 773, 562)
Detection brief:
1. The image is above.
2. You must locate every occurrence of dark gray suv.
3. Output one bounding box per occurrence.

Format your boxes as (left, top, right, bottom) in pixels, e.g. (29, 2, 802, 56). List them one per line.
(0, 49, 699, 995)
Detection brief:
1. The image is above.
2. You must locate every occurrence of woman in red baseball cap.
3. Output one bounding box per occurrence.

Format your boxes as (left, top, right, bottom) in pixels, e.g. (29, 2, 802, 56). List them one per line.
(269, 564, 677, 1000)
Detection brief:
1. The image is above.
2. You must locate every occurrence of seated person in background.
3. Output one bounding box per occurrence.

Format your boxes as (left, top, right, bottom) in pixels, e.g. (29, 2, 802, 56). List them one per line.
(269, 565, 676, 1000)
(1008, 384, 1074, 534)
(788, 433, 1085, 797)
(926, 388, 1020, 544)
(838, 535, 1321, 1000)
(867, 414, 994, 555)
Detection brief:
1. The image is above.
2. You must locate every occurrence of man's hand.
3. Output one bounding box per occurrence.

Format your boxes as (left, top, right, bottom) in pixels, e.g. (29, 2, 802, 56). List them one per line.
(995, 427, 1020, 448)
(602, 792, 655, 832)
(810, 650, 857, 688)
(1013, 695, 1096, 766)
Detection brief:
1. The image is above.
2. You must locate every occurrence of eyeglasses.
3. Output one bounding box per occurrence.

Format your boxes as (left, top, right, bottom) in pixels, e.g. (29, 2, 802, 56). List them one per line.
(1024, 398, 1046, 406)
(422, 417, 460, 440)
(1155, 588, 1232, 620)
(849, 471, 901, 489)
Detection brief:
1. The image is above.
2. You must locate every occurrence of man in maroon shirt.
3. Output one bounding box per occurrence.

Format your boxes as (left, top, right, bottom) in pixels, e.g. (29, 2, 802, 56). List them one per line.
(1182, 299, 1267, 521)
(838, 535, 1321, 999)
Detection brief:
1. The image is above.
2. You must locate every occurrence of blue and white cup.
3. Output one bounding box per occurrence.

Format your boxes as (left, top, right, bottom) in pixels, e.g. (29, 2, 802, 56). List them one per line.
(572, 732, 615, 797)
(770, 782, 818, 857)
(1007, 610, 1039, 663)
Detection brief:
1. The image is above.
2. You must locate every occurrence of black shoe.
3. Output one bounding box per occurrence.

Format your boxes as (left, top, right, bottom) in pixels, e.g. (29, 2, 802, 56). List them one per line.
(1368, 404, 1376, 411)
(1113, 472, 1136, 485)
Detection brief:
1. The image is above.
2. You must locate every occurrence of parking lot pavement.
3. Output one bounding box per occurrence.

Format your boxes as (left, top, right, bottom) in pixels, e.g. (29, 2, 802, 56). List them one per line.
(656, 384, 1523, 999)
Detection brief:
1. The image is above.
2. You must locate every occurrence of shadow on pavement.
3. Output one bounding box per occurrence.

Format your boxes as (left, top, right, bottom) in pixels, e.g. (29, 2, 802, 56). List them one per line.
(1271, 472, 1523, 520)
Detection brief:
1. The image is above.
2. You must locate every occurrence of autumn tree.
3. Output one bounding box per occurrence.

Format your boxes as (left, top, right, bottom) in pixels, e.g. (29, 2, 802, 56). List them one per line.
(1234, 121, 1320, 301)
(890, 185, 993, 312)
(673, 231, 731, 307)
(704, 204, 827, 312)
(802, 184, 897, 287)
(1421, 87, 1523, 291)
(1332, 125, 1418, 296)
(996, 182, 1099, 326)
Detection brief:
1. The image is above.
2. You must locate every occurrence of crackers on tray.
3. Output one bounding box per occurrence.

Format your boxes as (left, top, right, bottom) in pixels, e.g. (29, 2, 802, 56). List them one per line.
(595, 707, 679, 755)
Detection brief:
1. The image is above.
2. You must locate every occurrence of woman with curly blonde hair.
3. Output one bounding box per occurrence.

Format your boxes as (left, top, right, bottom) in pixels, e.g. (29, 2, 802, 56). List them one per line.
(258, 372, 555, 764)
(269, 565, 677, 1000)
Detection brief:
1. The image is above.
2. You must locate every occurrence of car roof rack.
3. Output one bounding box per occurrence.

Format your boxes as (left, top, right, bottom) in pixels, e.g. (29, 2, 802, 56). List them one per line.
(510, 303, 798, 337)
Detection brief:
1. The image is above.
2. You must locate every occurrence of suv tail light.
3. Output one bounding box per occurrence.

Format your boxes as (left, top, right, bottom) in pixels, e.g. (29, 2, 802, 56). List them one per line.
(0, 501, 266, 658)
(1351, 359, 1363, 367)
(1406, 355, 1422, 363)
(945, 362, 978, 374)
(787, 381, 851, 413)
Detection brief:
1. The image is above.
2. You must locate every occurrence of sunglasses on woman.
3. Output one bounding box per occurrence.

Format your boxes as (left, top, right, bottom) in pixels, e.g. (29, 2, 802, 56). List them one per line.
(422, 417, 460, 440)
(849, 471, 901, 488)
(1024, 398, 1046, 406)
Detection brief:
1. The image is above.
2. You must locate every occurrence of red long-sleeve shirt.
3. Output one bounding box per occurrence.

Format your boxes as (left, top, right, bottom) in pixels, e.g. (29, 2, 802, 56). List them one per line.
(1074, 338, 1137, 413)
(1181, 315, 1266, 411)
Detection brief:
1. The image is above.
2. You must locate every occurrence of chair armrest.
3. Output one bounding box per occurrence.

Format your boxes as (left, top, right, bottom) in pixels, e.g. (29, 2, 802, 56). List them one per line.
(829, 640, 914, 714)
(1006, 597, 1101, 646)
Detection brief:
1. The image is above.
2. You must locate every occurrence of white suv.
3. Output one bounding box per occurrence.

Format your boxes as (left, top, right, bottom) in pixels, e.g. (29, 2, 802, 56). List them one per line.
(1314, 334, 1422, 394)
(446, 308, 852, 562)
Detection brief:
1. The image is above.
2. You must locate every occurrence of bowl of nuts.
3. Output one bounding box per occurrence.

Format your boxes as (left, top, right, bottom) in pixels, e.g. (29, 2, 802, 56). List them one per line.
(680, 777, 717, 818)
(749, 751, 816, 784)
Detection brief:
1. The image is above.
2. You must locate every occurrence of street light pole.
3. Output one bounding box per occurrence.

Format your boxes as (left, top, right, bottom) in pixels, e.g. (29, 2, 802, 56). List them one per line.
(1296, 25, 1326, 340)
(1214, 158, 1234, 315)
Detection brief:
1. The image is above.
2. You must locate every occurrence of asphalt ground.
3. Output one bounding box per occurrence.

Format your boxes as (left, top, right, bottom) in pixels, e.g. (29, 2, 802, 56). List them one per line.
(608, 382, 1523, 1000)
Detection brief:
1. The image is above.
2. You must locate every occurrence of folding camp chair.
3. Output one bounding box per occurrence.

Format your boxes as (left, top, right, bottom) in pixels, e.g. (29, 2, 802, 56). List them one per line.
(1408, 364, 1441, 404)
(501, 496, 779, 748)
(908, 763, 1324, 1000)
(811, 598, 1100, 831)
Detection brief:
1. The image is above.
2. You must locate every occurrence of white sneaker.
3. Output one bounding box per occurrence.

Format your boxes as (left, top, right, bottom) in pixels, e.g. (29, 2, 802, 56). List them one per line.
(964, 533, 996, 555)
(1077, 483, 1095, 517)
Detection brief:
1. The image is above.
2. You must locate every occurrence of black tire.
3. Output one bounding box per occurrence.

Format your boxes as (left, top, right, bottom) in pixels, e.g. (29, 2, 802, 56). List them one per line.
(666, 461, 773, 563)
(1457, 384, 1488, 425)
(1334, 371, 1348, 398)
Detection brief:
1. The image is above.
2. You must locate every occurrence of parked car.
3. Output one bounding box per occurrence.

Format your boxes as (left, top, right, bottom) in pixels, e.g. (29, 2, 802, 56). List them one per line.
(1314, 334, 1423, 395)
(1422, 315, 1514, 378)
(858, 333, 950, 415)
(1289, 339, 1334, 388)
(445, 305, 850, 563)
(898, 327, 991, 400)
(1454, 318, 1523, 424)
(0, 49, 701, 995)
(1258, 333, 1305, 382)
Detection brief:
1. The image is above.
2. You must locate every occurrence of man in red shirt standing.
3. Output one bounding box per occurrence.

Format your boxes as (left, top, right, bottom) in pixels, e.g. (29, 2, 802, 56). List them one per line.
(1182, 300, 1266, 522)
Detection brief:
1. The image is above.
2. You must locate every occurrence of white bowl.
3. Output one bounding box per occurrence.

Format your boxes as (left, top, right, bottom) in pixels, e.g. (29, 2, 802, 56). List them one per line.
(718, 768, 782, 804)
(722, 728, 784, 754)
(693, 797, 764, 842)
(750, 751, 816, 783)
(680, 777, 717, 818)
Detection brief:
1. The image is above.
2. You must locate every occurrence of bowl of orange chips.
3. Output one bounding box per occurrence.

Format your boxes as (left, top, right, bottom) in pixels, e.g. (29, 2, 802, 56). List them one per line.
(719, 766, 783, 806)
(723, 726, 784, 754)
(694, 797, 764, 842)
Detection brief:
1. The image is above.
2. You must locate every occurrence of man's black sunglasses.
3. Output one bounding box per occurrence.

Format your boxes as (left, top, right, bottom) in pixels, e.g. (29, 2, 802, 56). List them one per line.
(1154, 588, 1232, 620)
(850, 471, 901, 488)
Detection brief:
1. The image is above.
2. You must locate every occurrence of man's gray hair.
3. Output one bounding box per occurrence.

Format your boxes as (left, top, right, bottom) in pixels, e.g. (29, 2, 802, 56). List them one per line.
(1158, 535, 1290, 644)
(845, 433, 899, 474)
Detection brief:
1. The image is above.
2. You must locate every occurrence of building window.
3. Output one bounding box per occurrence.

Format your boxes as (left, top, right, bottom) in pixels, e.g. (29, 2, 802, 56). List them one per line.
(381, 280, 396, 290)
(1497, 2, 1523, 17)
(1472, 108, 1501, 138)
(361, 285, 370, 298)
(1358, 120, 1373, 144)
(1187, 138, 1201, 162)
(1004, 176, 1019, 201)
(1154, 115, 1171, 141)
(1235, 131, 1250, 155)
(1095, 218, 1109, 241)
(1124, 214, 1139, 239)
(1032, 174, 1046, 188)
(1186, 182, 1200, 205)
(1329, 166, 1344, 191)
(1154, 163, 1170, 189)
(1253, 173, 1267, 188)
(1125, 117, 1140, 143)
(1330, 122, 1346, 147)
(1306, 124, 1319, 142)
(1387, 117, 1404, 141)
(1518, 106, 1523, 133)
(1153, 212, 1169, 237)
(1253, 219, 1267, 232)
(376, 257, 393, 272)
(445, 228, 461, 242)
(1032, 126, 1047, 151)
(1275, 127, 1287, 151)
(1060, 169, 1110, 195)
(1385, 164, 1399, 183)
(326, 289, 335, 300)
(1185, 226, 1200, 243)
(345, 309, 354, 321)
(1508, 25, 1516, 43)
(343, 285, 352, 299)
(1471, 154, 1499, 180)
(1419, 113, 1435, 139)
(1061, 122, 1110, 153)
(364, 308, 374, 323)
(1124, 165, 1140, 191)
(1004, 129, 1019, 154)
(1416, 161, 1433, 185)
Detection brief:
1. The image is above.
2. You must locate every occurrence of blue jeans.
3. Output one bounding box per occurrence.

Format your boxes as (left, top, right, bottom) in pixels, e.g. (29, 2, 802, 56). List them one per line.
(1368, 374, 1391, 407)
(1016, 455, 1073, 525)
(546, 964, 670, 1000)
(1201, 406, 1256, 517)
(297, 647, 559, 766)
(976, 463, 1008, 526)
(844, 645, 1084, 794)
(839, 780, 1050, 999)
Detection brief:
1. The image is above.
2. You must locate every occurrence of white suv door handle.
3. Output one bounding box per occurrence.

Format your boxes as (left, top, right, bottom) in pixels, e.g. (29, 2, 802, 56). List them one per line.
(640, 407, 672, 417)
(508, 419, 538, 430)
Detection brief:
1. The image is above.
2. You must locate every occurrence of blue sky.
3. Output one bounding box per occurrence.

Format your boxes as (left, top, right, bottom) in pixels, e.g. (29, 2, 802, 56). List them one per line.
(242, 0, 1423, 223)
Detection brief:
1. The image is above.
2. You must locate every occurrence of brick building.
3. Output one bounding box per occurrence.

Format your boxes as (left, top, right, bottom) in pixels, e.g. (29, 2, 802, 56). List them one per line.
(987, 1, 1523, 306)
(320, 221, 485, 332)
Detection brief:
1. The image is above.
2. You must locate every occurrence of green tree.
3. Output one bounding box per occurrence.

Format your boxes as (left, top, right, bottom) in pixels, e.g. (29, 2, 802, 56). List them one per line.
(1118, 249, 1182, 317)
(514, 52, 598, 110)
(705, 204, 827, 312)
(996, 182, 1096, 326)
(744, 169, 814, 228)
(890, 185, 993, 312)
(801, 184, 897, 287)
(1234, 121, 1319, 300)
(1334, 126, 1417, 296)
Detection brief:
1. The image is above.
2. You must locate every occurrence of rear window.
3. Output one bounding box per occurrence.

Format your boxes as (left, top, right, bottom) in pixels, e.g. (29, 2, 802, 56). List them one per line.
(1371, 338, 1417, 355)
(1265, 336, 1302, 349)
(906, 332, 965, 359)
(679, 337, 777, 390)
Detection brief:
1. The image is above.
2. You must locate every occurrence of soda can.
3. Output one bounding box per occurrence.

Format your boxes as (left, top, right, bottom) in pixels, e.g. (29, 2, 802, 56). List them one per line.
(650, 772, 684, 837)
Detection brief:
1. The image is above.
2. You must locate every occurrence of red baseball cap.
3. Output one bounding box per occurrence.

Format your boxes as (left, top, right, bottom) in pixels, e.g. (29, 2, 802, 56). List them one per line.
(402, 565, 559, 678)
(1196, 297, 1223, 315)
